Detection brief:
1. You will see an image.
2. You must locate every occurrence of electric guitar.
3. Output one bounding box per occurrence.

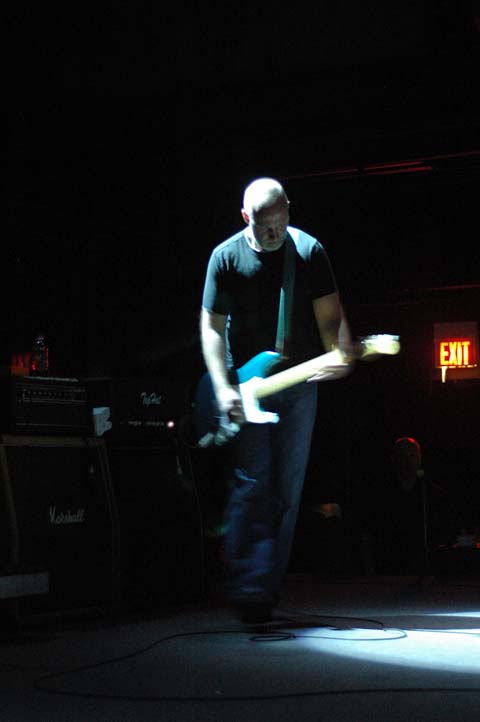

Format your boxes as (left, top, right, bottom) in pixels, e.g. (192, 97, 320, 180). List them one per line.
(193, 334, 400, 448)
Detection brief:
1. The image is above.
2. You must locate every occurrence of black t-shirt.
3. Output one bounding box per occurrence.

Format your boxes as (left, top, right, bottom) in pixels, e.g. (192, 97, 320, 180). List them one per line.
(202, 227, 338, 369)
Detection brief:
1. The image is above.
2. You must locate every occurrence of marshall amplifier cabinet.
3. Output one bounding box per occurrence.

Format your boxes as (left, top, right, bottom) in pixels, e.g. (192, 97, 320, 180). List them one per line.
(0, 435, 121, 619)
(0, 376, 91, 436)
(107, 436, 204, 608)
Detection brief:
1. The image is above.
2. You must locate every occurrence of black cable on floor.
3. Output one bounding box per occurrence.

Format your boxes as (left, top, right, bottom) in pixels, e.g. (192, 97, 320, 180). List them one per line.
(19, 609, 480, 703)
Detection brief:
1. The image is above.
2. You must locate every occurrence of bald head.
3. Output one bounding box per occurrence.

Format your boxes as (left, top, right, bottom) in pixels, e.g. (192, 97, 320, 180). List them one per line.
(242, 178, 288, 217)
(241, 178, 290, 252)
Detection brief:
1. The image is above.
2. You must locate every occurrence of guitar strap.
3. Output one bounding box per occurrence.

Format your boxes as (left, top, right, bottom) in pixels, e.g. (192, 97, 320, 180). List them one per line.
(275, 233, 296, 359)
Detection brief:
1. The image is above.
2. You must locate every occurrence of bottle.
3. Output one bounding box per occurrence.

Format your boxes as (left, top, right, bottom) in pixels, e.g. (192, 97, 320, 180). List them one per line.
(30, 334, 49, 375)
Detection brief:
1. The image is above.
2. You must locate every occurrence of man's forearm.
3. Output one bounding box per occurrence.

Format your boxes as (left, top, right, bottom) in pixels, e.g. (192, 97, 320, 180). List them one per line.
(200, 313, 232, 398)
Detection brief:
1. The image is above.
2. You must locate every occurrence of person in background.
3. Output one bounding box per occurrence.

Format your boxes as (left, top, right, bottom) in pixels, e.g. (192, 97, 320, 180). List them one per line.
(372, 436, 459, 575)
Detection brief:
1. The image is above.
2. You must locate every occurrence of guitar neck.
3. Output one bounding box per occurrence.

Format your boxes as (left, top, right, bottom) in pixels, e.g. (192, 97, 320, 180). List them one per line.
(255, 349, 345, 399)
(253, 339, 394, 400)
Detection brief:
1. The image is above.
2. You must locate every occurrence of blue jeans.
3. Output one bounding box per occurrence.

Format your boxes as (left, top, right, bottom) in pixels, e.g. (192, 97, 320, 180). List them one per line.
(224, 382, 318, 605)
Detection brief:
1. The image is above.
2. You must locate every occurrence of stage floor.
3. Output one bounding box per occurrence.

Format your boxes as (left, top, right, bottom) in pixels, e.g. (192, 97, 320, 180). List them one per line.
(2, 572, 480, 721)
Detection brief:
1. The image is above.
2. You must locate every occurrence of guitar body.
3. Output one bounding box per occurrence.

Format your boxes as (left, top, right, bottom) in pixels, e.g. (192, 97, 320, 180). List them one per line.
(193, 350, 282, 448)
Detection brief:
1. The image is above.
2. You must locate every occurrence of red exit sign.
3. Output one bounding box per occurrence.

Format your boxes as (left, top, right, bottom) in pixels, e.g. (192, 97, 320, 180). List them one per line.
(438, 339, 476, 367)
(434, 322, 479, 369)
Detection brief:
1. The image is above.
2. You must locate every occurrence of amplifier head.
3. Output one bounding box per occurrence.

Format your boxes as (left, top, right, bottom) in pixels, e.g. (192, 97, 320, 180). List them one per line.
(114, 378, 188, 435)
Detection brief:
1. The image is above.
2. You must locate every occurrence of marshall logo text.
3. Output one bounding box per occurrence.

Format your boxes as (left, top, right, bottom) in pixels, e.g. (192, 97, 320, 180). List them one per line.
(49, 506, 86, 525)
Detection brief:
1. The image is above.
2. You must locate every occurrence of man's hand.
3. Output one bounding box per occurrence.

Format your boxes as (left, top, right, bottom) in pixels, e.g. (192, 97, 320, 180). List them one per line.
(306, 358, 351, 383)
(306, 345, 356, 383)
(216, 386, 246, 425)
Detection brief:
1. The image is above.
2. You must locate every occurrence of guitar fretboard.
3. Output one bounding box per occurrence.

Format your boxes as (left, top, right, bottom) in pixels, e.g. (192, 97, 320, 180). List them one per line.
(255, 349, 345, 399)
(254, 336, 399, 400)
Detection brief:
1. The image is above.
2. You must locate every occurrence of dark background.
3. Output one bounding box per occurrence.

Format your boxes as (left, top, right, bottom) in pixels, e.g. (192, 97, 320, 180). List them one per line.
(6, 3, 480, 520)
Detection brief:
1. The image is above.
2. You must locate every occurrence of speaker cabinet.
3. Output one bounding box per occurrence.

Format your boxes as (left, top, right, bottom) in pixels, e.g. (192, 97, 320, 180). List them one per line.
(106, 436, 204, 609)
(0, 435, 120, 618)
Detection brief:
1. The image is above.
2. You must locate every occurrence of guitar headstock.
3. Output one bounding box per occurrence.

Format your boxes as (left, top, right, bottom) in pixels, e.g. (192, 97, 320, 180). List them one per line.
(360, 334, 401, 357)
